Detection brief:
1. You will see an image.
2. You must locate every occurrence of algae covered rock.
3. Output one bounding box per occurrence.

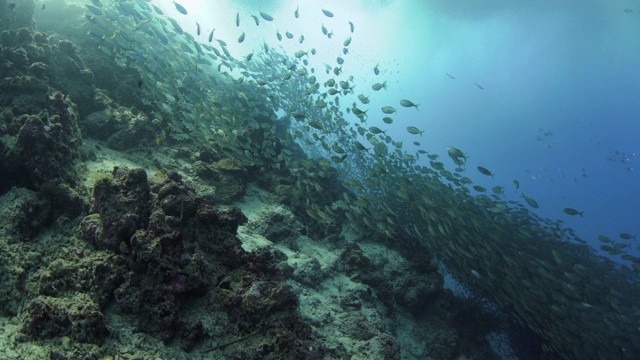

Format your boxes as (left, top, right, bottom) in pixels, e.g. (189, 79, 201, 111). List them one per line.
(0, 187, 50, 243)
(1, 91, 82, 190)
(20, 293, 108, 344)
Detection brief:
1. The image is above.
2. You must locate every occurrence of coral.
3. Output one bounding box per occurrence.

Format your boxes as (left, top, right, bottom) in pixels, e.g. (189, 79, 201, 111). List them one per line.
(20, 294, 108, 344)
(248, 207, 301, 244)
(0, 187, 50, 243)
(290, 255, 325, 287)
(83, 105, 159, 150)
(1, 90, 82, 190)
(216, 157, 243, 171)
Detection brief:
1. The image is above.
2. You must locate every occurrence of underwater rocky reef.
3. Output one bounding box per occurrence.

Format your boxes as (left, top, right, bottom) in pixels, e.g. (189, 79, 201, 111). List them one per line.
(1, 1, 640, 360)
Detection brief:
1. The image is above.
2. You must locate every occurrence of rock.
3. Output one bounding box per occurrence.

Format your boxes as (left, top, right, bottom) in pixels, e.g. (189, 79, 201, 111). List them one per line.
(0, 187, 50, 243)
(20, 294, 108, 344)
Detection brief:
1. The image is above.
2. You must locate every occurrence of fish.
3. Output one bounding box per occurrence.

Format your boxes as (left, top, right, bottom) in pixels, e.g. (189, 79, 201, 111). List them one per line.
(354, 141, 370, 151)
(382, 117, 393, 124)
(196, 21, 201, 36)
(173, 1, 187, 15)
(331, 155, 348, 163)
(208, 29, 215, 43)
(238, 31, 245, 43)
(374, 64, 380, 75)
(619, 233, 636, 240)
(473, 185, 486, 192)
(477, 166, 494, 177)
(381, 106, 396, 114)
(521, 194, 540, 209)
(286, 31, 294, 39)
(321, 24, 329, 35)
(308, 121, 324, 130)
(513, 180, 520, 192)
(446, 73, 455, 79)
(290, 112, 306, 121)
(299, 35, 304, 43)
(343, 37, 352, 47)
(368, 126, 386, 135)
(294, 50, 307, 58)
(372, 82, 387, 91)
(251, 15, 259, 26)
(597, 235, 612, 243)
(475, 83, 484, 90)
(152, 4, 164, 15)
(322, 9, 334, 17)
(349, 21, 355, 33)
(447, 146, 467, 164)
(86, 4, 102, 16)
(236, 12, 240, 27)
(563, 208, 584, 217)
(295, 6, 299, 18)
(332, 143, 346, 154)
(400, 99, 419, 110)
(260, 12, 274, 21)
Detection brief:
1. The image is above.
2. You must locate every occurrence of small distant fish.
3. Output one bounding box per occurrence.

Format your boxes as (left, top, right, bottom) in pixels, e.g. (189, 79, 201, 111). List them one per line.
(238, 31, 245, 43)
(513, 179, 520, 192)
(477, 166, 494, 177)
(521, 194, 539, 209)
(406, 126, 424, 136)
(475, 82, 484, 90)
(371, 82, 387, 91)
(446, 73, 455, 79)
(322, 9, 334, 17)
(196, 21, 201, 36)
(260, 12, 273, 21)
(343, 37, 352, 47)
(471, 269, 482, 280)
(368, 126, 385, 135)
(208, 29, 215, 43)
(173, 1, 187, 15)
(299, 34, 304, 43)
(563, 208, 584, 217)
(381, 106, 396, 114)
(85, 4, 102, 15)
(152, 4, 164, 15)
(137, 80, 143, 88)
(251, 14, 259, 26)
(619, 233, 636, 240)
(295, 6, 299, 18)
(286, 31, 294, 39)
(236, 12, 240, 27)
(349, 21, 354, 33)
(400, 99, 419, 110)
(374, 64, 380, 75)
